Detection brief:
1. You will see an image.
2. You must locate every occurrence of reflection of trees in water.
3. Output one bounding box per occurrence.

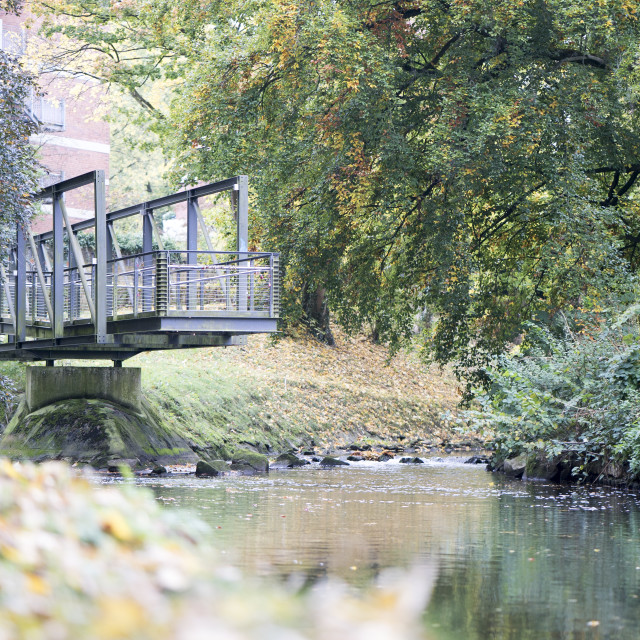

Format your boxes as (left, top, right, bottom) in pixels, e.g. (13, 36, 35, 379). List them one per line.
(148, 467, 492, 581)
(145, 469, 640, 638)
(426, 483, 640, 639)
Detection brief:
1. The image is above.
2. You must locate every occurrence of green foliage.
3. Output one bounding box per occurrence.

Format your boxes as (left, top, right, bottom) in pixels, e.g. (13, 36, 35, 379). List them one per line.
(33, 0, 640, 371)
(0, 375, 16, 428)
(75, 229, 179, 254)
(467, 311, 640, 478)
(0, 460, 430, 638)
(108, 95, 174, 210)
(0, 0, 38, 259)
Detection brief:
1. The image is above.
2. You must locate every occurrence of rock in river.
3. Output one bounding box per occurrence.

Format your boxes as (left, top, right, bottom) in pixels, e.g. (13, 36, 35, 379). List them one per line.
(523, 455, 560, 482)
(465, 455, 490, 465)
(272, 453, 308, 469)
(320, 456, 349, 467)
(230, 449, 269, 473)
(399, 457, 424, 464)
(503, 454, 527, 478)
(196, 461, 221, 477)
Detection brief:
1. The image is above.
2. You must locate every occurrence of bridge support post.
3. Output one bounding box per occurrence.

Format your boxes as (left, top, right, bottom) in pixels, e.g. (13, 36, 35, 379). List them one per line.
(52, 189, 65, 339)
(237, 175, 249, 313)
(142, 205, 153, 312)
(187, 196, 198, 310)
(15, 228, 26, 342)
(94, 171, 107, 343)
(25, 366, 142, 413)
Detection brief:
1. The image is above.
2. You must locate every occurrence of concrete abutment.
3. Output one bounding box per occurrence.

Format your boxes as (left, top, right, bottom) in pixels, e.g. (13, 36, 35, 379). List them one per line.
(26, 366, 142, 413)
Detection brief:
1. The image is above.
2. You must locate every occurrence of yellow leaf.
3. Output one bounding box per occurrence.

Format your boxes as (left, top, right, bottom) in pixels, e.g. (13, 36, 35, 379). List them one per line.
(95, 598, 146, 639)
(26, 572, 50, 596)
(100, 509, 134, 542)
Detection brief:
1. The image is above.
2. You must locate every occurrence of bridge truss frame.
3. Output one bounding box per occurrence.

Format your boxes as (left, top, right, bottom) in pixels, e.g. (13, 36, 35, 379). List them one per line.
(0, 171, 280, 363)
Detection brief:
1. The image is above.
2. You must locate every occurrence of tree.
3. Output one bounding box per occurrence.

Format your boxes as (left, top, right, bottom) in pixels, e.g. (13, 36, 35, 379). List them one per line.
(33, 0, 640, 378)
(0, 0, 38, 259)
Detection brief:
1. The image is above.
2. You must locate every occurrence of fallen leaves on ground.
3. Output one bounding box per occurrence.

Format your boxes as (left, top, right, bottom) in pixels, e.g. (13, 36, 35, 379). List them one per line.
(201, 328, 468, 447)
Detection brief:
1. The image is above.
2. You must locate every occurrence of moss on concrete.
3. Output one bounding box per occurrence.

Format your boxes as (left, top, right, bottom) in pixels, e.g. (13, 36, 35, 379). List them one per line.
(0, 397, 198, 468)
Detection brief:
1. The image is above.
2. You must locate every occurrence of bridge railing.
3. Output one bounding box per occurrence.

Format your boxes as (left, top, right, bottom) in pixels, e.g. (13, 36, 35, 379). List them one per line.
(64, 263, 96, 323)
(108, 251, 160, 318)
(5, 249, 280, 327)
(0, 279, 16, 323)
(166, 251, 279, 315)
(107, 250, 280, 319)
(27, 271, 53, 323)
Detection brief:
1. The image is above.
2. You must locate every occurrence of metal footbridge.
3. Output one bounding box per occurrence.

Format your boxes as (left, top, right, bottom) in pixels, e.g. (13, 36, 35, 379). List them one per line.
(0, 171, 280, 363)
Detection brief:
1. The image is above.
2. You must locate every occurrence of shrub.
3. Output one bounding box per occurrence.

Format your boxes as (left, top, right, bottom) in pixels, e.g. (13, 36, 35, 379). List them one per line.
(0, 375, 16, 428)
(466, 309, 640, 480)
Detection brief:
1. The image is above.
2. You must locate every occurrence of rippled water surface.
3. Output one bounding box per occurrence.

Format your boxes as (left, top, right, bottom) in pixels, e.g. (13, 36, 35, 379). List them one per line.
(126, 458, 640, 639)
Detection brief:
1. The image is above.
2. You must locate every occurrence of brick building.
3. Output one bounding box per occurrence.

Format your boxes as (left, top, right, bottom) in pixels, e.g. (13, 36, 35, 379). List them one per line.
(0, 10, 110, 227)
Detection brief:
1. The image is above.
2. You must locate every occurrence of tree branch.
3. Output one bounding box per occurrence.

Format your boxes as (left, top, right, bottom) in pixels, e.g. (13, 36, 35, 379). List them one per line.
(600, 170, 620, 206)
(552, 50, 608, 69)
(128, 87, 162, 116)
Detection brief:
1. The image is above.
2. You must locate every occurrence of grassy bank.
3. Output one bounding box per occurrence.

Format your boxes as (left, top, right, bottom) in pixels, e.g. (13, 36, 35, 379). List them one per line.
(0, 330, 466, 458)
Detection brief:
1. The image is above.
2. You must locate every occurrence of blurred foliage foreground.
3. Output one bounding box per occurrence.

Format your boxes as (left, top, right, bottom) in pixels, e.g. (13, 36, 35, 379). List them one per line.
(0, 460, 432, 640)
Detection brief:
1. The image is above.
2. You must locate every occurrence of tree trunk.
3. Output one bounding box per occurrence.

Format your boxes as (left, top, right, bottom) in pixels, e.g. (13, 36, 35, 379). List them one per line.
(301, 284, 334, 346)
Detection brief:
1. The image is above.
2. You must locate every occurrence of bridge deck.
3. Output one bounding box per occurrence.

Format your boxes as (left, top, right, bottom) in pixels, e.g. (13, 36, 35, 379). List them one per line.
(0, 172, 280, 362)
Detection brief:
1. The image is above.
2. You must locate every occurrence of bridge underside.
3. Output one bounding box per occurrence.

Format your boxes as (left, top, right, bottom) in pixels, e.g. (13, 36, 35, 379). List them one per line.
(0, 172, 280, 363)
(0, 317, 278, 362)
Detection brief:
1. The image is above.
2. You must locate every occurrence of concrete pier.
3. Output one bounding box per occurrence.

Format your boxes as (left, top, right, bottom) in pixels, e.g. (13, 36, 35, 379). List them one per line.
(26, 366, 142, 413)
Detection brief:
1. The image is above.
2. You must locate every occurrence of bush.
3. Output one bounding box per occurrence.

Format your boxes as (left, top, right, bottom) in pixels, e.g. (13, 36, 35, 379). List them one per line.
(466, 309, 640, 480)
(0, 375, 16, 428)
(0, 460, 432, 639)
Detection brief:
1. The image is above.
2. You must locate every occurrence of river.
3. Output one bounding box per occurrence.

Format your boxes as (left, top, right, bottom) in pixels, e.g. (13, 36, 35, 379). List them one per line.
(120, 457, 640, 639)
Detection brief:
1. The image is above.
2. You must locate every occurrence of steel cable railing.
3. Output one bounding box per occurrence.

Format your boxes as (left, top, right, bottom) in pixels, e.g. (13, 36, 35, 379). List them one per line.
(1, 250, 280, 330)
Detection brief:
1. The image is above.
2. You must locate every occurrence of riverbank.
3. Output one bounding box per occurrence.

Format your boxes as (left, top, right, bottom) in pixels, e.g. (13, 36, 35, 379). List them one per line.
(488, 450, 640, 489)
(0, 329, 471, 467)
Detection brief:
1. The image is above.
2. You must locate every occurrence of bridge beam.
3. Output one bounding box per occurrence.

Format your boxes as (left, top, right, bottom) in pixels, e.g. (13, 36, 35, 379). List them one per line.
(26, 229, 54, 330)
(237, 175, 249, 313)
(142, 204, 153, 313)
(94, 170, 107, 343)
(15, 228, 26, 342)
(52, 189, 64, 339)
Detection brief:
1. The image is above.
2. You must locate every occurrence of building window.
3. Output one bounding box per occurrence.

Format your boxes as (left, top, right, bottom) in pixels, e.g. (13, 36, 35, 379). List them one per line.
(26, 88, 66, 131)
(0, 20, 26, 56)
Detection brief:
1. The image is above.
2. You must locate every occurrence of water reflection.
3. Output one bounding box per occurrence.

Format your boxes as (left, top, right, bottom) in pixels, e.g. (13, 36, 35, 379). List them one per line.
(125, 459, 640, 639)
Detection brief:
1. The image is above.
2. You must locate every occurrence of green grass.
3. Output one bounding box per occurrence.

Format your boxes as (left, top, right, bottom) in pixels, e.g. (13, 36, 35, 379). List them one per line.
(138, 352, 307, 454)
(0, 330, 466, 455)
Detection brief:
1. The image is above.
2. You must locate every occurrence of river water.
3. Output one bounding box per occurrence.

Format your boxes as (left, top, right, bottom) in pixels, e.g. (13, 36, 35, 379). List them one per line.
(128, 457, 640, 639)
